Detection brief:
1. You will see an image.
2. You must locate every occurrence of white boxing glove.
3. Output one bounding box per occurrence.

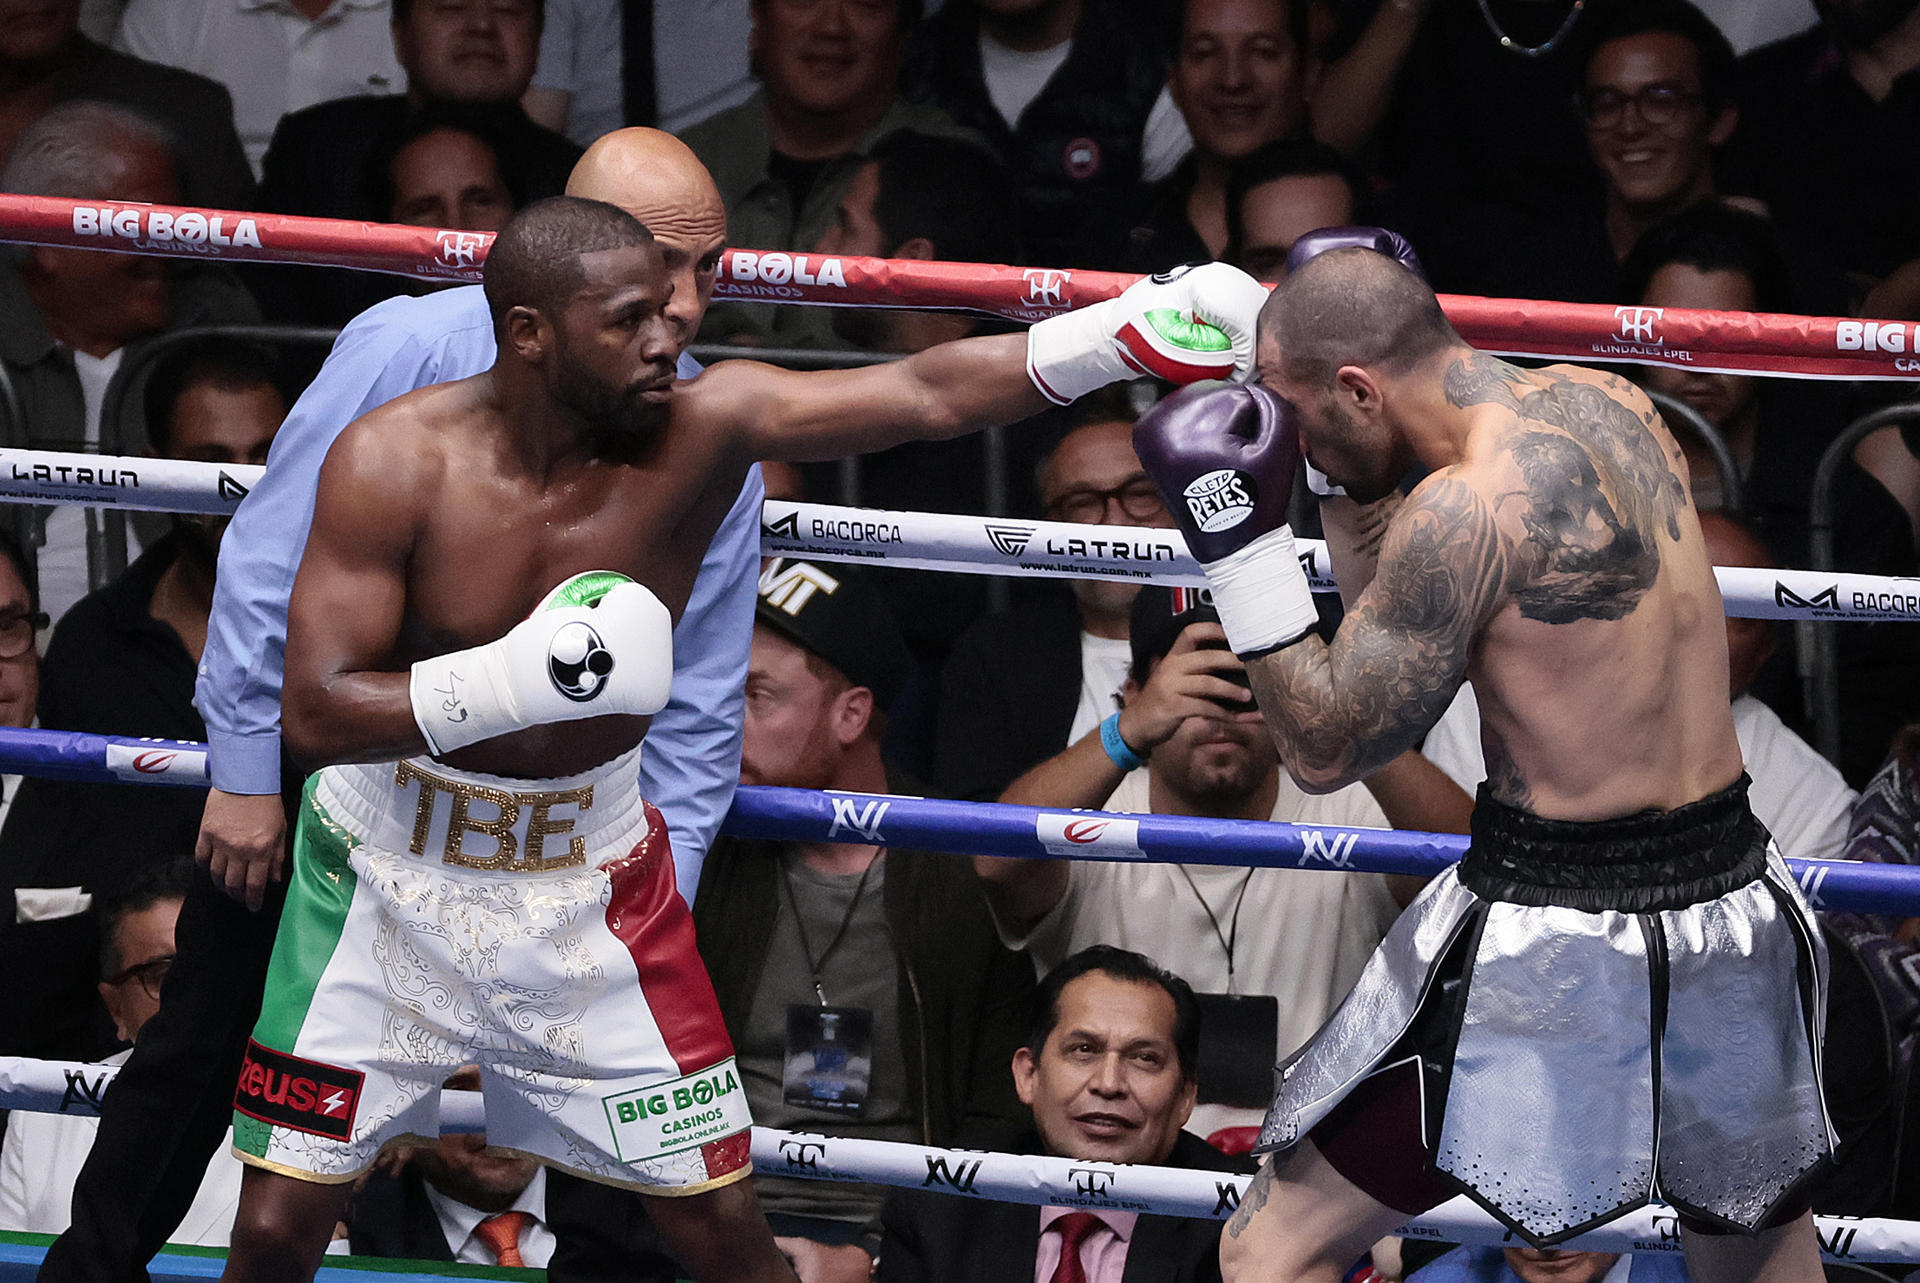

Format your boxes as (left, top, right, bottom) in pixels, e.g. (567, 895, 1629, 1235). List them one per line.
(1026, 261, 1270, 405)
(409, 572, 674, 756)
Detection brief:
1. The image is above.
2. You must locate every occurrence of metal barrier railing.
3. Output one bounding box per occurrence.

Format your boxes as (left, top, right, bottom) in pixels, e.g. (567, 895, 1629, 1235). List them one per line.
(1809, 400, 1920, 764)
(1647, 388, 1744, 514)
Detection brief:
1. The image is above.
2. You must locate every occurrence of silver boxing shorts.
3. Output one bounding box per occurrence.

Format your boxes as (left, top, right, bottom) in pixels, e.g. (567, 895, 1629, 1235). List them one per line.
(1255, 776, 1833, 1245)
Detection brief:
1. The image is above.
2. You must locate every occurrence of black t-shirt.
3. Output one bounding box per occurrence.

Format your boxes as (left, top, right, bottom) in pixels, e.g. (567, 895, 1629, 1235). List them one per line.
(1328, 0, 1604, 291)
(1733, 29, 1920, 281)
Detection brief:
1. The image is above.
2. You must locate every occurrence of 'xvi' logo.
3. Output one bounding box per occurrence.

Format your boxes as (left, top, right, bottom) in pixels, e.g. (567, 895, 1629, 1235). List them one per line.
(829, 797, 890, 843)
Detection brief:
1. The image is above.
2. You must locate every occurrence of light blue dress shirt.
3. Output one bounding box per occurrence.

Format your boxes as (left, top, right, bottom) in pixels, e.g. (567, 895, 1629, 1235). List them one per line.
(193, 284, 762, 896)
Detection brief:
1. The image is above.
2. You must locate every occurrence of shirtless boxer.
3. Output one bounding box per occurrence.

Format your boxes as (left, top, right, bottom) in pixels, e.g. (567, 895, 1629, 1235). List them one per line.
(219, 197, 1267, 1283)
(1133, 244, 1829, 1283)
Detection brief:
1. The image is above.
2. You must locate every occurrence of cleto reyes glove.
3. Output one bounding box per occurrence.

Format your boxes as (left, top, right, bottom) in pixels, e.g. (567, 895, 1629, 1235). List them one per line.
(1025, 261, 1269, 405)
(409, 571, 674, 756)
(1135, 383, 1319, 657)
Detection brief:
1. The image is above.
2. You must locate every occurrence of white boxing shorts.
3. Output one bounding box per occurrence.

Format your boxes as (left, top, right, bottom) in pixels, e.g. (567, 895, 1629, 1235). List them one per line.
(231, 747, 751, 1195)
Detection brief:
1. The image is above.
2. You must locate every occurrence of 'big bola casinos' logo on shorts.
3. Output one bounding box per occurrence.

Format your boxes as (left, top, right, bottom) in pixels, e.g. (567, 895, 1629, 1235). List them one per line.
(1182, 469, 1257, 533)
(234, 1040, 363, 1141)
(603, 1060, 745, 1164)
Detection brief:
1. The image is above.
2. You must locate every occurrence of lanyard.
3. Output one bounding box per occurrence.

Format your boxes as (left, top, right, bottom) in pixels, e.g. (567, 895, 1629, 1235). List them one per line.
(1176, 866, 1254, 994)
(780, 854, 879, 1007)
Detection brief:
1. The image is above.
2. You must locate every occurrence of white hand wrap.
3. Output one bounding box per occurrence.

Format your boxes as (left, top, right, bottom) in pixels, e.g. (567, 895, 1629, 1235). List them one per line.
(1203, 525, 1319, 657)
(408, 580, 674, 756)
(1026, 296, 1132, 405)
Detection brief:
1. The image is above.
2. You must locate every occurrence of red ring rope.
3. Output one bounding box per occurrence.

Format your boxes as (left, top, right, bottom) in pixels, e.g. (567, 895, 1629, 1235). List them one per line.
(3, 193, 1915, 380)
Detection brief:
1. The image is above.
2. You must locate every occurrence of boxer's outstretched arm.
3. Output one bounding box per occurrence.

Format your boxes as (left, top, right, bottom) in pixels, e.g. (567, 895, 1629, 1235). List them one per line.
(281, 418, 431, 767)
(1244, 470, 1513, 793)
(701, 334, 1053, 462)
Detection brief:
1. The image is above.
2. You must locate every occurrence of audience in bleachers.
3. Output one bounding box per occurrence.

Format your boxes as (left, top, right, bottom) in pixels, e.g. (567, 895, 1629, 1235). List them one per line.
(1478, 0, 1741, 304)
(932, 404, 1168, 801)
(902, 0, 1178, 269)
(8, 2, 1920, 1276)
(0, 101, 259, 624)
(1113, 0, 1310, 272)
(1223, 137, 1360, 282)
(0, 337, 282, 1065)
(980, 587, 1469, 1139)
(683, 0, 976, 348)
(0, 0, 252, 209)
(877, 946, 1253, 1283)
(695, 560, 1033, 1281)
(112, 0, 404, 176)
(0, 858, 244, 1244)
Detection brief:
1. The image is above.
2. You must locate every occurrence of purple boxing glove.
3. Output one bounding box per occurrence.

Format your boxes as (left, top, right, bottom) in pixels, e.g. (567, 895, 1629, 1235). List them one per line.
(1134, 383, 1318, 656)
(1285, 225, 1426, 281)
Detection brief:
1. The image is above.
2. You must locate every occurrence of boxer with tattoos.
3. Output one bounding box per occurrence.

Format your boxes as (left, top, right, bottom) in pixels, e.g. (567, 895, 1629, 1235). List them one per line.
(1135, 240, 1829, 1283)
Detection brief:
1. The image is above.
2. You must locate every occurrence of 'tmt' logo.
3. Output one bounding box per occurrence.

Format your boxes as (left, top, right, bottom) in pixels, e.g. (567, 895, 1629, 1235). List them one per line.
(1612, 306, 1664, 345)
(1022, 269, 1071, 309)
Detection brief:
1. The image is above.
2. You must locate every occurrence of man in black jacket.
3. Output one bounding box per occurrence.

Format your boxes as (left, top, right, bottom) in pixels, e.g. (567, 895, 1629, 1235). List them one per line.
(344, 1070, 679, 1279)
(253, 0, 577, 324)
(694, 558, 1035, 1283)
(878, 946, 1253, 1282)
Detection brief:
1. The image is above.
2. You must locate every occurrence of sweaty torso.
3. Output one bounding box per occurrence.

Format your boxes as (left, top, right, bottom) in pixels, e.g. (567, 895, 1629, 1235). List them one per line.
(381, 380, 747, 780)
(1442, 357, 1742, 820)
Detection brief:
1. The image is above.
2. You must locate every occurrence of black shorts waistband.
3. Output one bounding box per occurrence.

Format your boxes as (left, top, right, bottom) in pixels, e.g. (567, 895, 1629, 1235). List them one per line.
(1457, 775, 1768, 912)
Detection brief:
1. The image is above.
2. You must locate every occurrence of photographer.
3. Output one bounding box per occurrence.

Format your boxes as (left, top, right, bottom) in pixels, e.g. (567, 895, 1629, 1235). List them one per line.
(974, 588, 1468, 1138)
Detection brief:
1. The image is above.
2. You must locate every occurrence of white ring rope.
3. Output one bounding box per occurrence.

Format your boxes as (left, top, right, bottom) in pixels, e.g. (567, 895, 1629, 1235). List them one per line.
(2, 449, 1913, 623)
(0, 1056, 1904, 1263)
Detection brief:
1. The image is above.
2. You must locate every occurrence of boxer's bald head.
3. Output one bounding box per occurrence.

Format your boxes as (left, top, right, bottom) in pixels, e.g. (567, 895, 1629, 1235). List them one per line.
(1261, 248, 1454, 390)
(568, 129, 727, 349)
(1257, 249, 1456, 502)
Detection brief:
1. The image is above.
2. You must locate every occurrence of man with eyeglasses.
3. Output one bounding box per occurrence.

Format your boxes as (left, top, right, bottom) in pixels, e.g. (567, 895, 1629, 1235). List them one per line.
(0, 858, 243, 1244)
(931, 407, 1178, 802)
(1477, 0, 1739, 306)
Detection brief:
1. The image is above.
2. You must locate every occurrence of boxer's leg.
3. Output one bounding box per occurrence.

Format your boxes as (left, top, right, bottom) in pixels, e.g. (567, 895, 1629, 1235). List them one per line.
(1219, 1142, 1411, 1283)
(1681, 1213, 1824, 1283)
(644, 1180, 797, 1283)
(218, 1167, 354, 1283)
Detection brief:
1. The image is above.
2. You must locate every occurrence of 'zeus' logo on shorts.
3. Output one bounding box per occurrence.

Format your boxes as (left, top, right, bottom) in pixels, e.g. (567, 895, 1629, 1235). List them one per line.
(234, 1041, 363, 1141)
(548, 621, 614, 701)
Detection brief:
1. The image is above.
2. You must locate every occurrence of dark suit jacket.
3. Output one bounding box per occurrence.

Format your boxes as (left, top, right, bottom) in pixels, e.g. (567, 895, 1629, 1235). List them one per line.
(53, 37, 254, 210)
(254, 95, 580, 324)
(931, 594, 1085, 802)
(344, 1166, 679, 1283)
(877, 1131, 1255, 1283)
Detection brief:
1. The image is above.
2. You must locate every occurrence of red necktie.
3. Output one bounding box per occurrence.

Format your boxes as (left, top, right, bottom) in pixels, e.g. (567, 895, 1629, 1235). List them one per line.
(1046, 1211, 1107, 1283)
(474, 1211, 532, 1268)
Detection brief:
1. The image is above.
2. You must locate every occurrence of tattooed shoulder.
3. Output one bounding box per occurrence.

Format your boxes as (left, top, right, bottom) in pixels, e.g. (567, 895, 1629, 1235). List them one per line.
(1443, 353, 1526, 412)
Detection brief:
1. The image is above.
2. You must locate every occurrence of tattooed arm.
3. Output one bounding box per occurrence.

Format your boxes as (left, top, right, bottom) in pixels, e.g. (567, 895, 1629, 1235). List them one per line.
(1319, 491, 1405, 608)
(1245, 469, 1513, 793)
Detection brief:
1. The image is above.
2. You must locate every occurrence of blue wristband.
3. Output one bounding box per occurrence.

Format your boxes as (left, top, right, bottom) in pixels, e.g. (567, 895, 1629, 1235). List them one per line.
(1100, 713, 1145, 772)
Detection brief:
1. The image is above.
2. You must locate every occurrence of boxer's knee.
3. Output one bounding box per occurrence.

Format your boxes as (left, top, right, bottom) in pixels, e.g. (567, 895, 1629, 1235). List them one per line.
(223, 1168, 349, 1283)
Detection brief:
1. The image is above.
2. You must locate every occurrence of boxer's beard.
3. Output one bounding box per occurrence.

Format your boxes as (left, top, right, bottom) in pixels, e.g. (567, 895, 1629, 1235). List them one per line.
(552, 345, 662, 445)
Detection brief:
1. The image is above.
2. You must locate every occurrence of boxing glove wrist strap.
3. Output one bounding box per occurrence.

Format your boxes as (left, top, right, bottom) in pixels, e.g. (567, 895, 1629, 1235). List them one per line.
(410, 645, 518, 757)
(1203, 526, 1319, 658)
(1026, 298, 1131, 406)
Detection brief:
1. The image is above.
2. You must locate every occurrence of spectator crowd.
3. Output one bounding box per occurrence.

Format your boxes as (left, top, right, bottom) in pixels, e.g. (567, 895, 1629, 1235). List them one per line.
(2, 0, 1920, 1279)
